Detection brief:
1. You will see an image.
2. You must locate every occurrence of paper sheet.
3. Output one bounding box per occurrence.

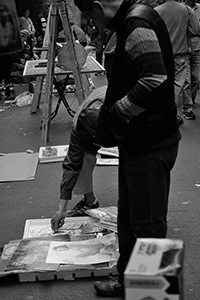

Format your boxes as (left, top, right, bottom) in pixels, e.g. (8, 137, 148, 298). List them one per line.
(46, 233, 118, 265)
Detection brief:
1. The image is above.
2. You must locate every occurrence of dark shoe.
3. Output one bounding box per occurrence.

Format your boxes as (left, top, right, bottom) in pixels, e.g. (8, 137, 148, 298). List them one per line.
(0, 92, 5, 101)
(65, 198, 99, 217)
(94, 278, 124, 297)
(177, 115, 184, 125)
(183, 110, 196, 120)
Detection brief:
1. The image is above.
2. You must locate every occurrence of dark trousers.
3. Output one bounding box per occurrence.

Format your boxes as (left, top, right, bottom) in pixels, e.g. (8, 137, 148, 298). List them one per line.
(0, 55, 13, 95)
(94, 37, 104, 65)
(116, 143, 179, 277)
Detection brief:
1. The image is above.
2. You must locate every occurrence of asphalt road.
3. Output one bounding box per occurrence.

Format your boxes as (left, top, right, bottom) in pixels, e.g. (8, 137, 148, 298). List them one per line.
(0, 75, 200, 299)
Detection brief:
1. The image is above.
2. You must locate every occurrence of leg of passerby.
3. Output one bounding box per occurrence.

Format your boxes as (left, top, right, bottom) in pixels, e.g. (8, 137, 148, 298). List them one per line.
(94, 144, 179, 297)
(174, 55, 188, 124)
(182, 58, 196, 120)
(182, 88, 195, 120)
(190, 50, 200, 105)
(175, 94, 184, 125)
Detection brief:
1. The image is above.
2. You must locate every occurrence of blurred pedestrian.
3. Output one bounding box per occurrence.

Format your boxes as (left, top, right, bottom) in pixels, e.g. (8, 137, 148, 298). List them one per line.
(35, 2, 51, 48)
(0, 55, 13, 99)
(20, 7, 36, 38)
(184, 0, 200, 105)
(103, 31, 117, 82)
(91, 22, 105, 66)
(155, 0, 200, 122)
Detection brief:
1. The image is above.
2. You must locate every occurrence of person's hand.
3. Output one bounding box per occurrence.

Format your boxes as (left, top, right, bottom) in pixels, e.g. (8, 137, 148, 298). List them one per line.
(51, 211, 66, 233)
(51, 199, 69, 233)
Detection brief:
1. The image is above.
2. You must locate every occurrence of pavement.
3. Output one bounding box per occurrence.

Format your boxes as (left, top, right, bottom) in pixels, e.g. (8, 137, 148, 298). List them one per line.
(0, 75, 200, 300)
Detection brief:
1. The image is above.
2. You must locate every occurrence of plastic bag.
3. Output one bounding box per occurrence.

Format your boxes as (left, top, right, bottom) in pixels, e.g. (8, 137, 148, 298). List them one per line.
(15, 91, 33, 107)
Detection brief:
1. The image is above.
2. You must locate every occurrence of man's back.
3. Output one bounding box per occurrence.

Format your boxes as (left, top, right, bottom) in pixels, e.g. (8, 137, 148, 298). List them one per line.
(185, 1, 200, 50)
(155, 1, 190, 55)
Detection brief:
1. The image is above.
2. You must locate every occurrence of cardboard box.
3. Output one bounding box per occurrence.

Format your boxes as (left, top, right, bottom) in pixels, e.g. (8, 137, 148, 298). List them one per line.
(124, 238, 184, 300)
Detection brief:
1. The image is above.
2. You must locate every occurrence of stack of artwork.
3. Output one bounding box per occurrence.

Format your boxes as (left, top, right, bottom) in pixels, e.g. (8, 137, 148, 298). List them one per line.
(0, 209, 119, 281)
(39, 145, 119, 165)
(85, 206, 117, 232)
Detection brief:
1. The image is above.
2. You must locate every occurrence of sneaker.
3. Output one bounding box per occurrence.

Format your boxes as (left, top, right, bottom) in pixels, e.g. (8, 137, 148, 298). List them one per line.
(177, 115, 184, 125)
(65, 198, 99, 217)
(0, 93, 5, 101)
(94, 278, 124, 297)
(183, 110, 196, 120)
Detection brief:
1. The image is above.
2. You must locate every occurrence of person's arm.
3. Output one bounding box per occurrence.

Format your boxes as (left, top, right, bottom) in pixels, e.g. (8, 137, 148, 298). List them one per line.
(187, 5, 200, 36)
(51, 127, 85, 232)
(20, 17, 27, 30)
(29, 18, 36, 36)
(111, 19, 167, 123)
(35, 16, 43, 37)
(51, 199, 69, 232)
(60, 128, 86, 200)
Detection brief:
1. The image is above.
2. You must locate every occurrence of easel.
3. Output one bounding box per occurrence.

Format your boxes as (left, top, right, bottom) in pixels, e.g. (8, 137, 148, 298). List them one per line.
(30, 9, 51, 114)
(41, 0, 85, 146)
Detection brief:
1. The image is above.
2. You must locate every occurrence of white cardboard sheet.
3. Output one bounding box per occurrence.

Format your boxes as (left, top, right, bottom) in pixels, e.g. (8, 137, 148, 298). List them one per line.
(0, 152, 38, 182)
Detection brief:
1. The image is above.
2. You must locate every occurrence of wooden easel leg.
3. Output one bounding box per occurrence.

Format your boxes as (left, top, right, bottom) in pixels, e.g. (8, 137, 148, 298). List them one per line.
(30, 77, 44, 114)
(40, 0, 87, 146)
(30, 9, 50, 115)
(82, 74, 92, 96)
(41, 2, 58, 146)
(57, 0, 85, 104)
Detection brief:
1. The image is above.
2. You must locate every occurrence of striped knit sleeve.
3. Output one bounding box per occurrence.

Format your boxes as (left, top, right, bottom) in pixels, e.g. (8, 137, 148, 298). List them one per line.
(113, 19, 167, 123)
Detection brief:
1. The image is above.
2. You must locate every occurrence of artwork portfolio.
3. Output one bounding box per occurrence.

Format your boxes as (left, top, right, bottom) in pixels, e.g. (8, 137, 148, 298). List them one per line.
(5, 238, 59, 272)
(1, 214, 119, 278)
(5, 233, 118, 273)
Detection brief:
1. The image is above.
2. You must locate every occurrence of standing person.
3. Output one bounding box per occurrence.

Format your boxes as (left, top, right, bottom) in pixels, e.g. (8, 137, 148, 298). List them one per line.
(35, 1, 63, 49)
(155, 0, 200, 122)
(35, 2, 50, 48)
(20, 8, 36, 38)
(20, 7, 36, 57)
(74, 0, 181, 297)
(90, 20, 106, 66)
(51, 86, 107, 232)
(184, 0, 200, 105)
(0, 55, 13, 99)
(35, 2, 50, 36)
(103, 31, 117, 82)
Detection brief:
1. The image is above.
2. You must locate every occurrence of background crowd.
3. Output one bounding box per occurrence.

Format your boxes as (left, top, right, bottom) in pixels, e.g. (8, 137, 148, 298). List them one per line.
(1, 0, 200, 124)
